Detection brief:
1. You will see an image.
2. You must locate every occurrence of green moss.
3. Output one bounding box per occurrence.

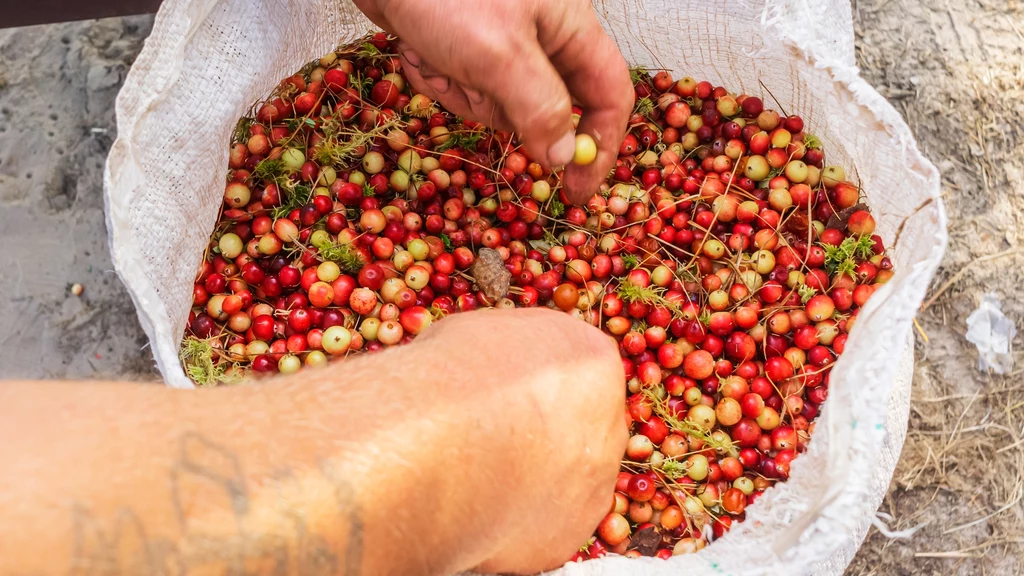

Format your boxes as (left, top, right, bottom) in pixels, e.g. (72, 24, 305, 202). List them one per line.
(629, 66, 650, 85)
(548, 199, 565, 219)
(271, 183, 311, 220)
(621, 254, 641, 270)
(315, 238, 365, 274)
(617, 282, 682, 316)
(314, 118, 402, 168)
(180, 337, 243, 387)
(633, 96, 655, 118)
(252, 158, 286, 181)
(233, 117, 253, 144)
(660, 460, 689, 479)
(698, 309, 711, 326)
(823, 234, 875, 275)
(435, 129, 485, 153)
(642, 388, 738, 457)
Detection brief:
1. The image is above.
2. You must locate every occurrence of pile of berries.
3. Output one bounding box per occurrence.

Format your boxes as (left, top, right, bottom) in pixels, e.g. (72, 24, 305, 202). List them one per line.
(183, 32, 893, 560)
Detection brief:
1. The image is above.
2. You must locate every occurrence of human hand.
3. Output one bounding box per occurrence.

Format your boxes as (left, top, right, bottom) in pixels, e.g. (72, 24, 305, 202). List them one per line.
(411, 308, 627, 574)
(352, 0, 634, 205)
(0, 308, 625, 576)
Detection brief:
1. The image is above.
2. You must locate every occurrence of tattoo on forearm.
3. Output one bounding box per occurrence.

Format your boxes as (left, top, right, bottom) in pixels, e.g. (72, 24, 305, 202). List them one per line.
(68, 433, 363, 576)
(321, 462, 364, 576)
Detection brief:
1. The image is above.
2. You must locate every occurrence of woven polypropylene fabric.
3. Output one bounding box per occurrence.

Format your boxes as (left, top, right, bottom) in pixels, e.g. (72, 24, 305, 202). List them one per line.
(104, 0, 947, 573)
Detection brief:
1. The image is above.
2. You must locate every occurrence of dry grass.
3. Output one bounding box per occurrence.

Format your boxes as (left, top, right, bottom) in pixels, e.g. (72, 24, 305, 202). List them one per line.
(849, 0, 1024, 573)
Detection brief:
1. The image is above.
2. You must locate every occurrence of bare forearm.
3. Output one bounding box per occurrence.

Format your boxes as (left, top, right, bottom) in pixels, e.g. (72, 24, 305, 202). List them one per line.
(0, 349, 474, 575)
(0, 309, 627, 576)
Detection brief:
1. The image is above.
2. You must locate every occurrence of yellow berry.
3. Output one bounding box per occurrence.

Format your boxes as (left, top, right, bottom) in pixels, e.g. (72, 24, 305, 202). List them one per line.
(573, 134, 598, 166)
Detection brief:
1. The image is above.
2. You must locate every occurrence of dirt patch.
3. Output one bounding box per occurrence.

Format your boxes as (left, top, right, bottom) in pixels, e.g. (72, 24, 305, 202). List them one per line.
(0, 16, 158, 381)
(848, 0, 1024, 573)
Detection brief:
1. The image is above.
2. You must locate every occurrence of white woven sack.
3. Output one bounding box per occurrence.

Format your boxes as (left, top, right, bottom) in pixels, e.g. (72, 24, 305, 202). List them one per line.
(104, 0, 947, 573)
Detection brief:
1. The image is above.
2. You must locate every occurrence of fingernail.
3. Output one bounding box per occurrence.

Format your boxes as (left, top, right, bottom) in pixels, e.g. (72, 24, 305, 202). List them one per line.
(463, 87, 485, 104)
(398, 43, 421, 67)
(425, 75, 450, 94)
(548, 131, 576, 167)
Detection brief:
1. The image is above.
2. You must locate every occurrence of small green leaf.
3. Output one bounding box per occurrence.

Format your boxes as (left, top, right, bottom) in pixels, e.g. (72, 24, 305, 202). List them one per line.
(757, 167, 785, 189)
(233, 117, 253, 144)
(798, 284, 818, 304)
(633, 96, 655, 118)
(435, 129, 485, 153)
(661, 460, 689, 479)
(616, 282, 682, 316)
(629, 66, 650, 85)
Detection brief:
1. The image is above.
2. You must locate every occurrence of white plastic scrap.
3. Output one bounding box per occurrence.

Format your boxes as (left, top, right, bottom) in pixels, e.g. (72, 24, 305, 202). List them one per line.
(870, 511, 927, 540)
(965, 293, 1017, 374)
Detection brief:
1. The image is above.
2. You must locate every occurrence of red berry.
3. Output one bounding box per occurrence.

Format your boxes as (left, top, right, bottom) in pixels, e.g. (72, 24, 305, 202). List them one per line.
(626, 474, 657, 502)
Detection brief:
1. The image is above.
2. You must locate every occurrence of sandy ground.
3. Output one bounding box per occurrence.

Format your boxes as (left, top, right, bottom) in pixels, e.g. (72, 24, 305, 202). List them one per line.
(0, 2, 1021, 574)
(0, 16, 156, 380)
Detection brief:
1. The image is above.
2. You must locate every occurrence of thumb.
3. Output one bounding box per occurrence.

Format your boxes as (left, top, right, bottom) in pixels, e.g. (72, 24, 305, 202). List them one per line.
(460, 38, 577, 169)
(377, 0, 577, 168)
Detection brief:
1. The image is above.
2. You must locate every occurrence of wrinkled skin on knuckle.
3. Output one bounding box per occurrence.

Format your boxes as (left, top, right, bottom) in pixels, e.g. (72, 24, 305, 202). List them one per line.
(536, 0, 590, 48)
(613, 59, 636, 116)
(443, 5, 524, 82)
(520, 93, 574, 140)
